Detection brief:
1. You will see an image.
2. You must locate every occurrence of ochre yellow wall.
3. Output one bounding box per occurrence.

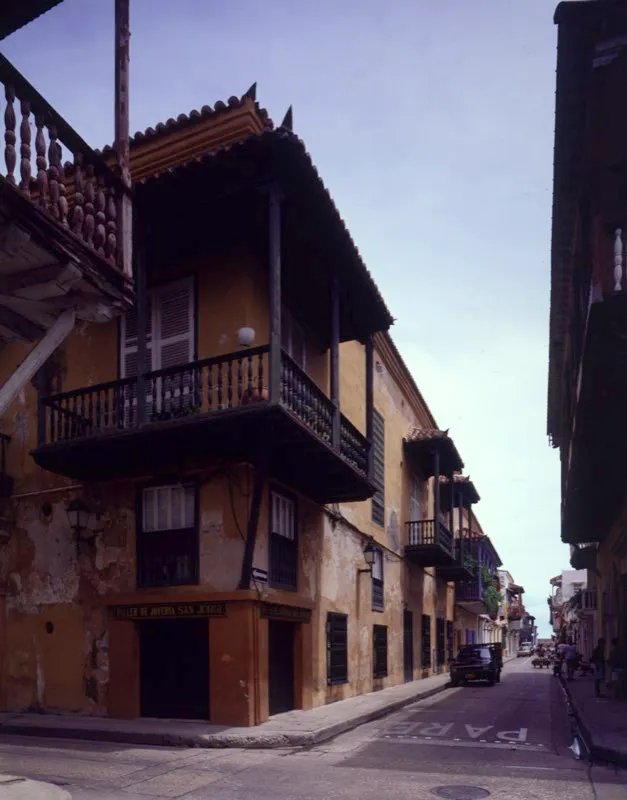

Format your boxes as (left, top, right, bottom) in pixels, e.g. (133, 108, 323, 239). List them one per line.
(0, 252, 455, 716)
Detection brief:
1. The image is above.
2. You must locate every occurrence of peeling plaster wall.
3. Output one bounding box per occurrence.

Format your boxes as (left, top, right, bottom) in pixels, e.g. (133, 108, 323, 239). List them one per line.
(0, 484, 135, 714)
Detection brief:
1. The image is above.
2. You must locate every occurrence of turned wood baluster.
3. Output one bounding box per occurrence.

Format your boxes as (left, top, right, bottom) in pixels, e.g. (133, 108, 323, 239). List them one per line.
(19, 98, 31, 197)
(35, 114, 48, 209)
(105, 183, 117, 260)
(47, 124, 62, 219)
(4, 85, 16, 184)
(83, 163, 96, 247)
(94, 172, 106, 253)
(58, 160, 68, 226)
(71, 152, 85, 236)
(614, 228, 624, 292)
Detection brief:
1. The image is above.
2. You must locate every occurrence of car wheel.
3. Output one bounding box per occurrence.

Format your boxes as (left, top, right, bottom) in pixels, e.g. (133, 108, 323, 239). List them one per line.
(487, 678, 495, 686)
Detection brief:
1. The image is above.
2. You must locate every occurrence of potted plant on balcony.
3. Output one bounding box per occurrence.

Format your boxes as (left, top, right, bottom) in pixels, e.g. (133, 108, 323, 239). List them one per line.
(480, 566, 502, 620)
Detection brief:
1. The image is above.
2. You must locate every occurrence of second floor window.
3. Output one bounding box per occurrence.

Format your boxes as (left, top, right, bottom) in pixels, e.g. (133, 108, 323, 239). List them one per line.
(269, 490, 297, 590)
(281, 305, 306, 371)
(137, 483, 198, 588)
(121, 278, 195, 422)
(371, 410, 385, 526)
(121, 277, 195, 376)
(371, 547, 384, 612)
(409, 473, 421, 522)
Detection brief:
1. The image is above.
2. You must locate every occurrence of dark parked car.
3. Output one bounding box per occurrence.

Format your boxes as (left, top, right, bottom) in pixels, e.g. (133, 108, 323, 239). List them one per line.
(450, 644, 501, 687)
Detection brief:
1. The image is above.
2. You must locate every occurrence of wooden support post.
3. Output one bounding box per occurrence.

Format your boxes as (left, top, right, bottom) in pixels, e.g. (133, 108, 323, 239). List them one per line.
(365, 335, 374, 479)
(268, 184, 282, 403)
(433, 449, 441, 543)
(135, 219, 148, 426)
(330, 277, 341, 450)
(115, 0, 132, 279)
(238, 455, 268, 590)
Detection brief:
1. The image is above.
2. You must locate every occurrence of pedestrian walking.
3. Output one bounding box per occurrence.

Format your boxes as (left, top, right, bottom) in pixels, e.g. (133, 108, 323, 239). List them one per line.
(564, 640, 578, 681)
(607, 638, 626, 699)
(590, 638, 606, 697)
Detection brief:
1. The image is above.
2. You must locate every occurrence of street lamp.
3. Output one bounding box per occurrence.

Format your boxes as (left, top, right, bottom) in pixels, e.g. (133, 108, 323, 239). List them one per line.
(359, 538, 377, 574)
(67, 497, 97, 548)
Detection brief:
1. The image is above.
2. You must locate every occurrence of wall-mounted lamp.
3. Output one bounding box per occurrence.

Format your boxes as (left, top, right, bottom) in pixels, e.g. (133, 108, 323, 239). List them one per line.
(358, 537, 377, 575)
(67, 497, 98, 549)
(237, 327, 256, 347)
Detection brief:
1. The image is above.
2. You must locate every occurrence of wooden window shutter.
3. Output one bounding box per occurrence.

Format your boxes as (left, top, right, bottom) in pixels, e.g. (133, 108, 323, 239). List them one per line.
(154, 278, 194, 370)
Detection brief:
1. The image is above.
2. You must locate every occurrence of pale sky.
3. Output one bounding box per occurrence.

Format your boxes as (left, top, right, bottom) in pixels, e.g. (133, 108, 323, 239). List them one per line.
(4, 0, 563, 635)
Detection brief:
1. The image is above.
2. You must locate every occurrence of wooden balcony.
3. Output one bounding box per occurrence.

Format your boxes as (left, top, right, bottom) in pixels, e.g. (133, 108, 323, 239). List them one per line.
(436, 536, 474, 582)
(0, 54, 132, 347)
(32, 347, 373, 504)
(570, 543, 597, 570)
(405, 519, 454, 567)
(455, 577, 486, 616)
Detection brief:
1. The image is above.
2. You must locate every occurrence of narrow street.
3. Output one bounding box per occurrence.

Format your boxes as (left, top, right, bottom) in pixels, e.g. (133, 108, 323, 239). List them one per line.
(0, 659, 624, 799)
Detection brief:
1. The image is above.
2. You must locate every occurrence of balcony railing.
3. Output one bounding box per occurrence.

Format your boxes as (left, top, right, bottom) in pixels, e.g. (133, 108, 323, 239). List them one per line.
(38, 347, 369, 474)
(406, 519, 454, 556)
(456, 579, 482, 605)
(508, 600, 524, 621)
(0, 55, 130, 274)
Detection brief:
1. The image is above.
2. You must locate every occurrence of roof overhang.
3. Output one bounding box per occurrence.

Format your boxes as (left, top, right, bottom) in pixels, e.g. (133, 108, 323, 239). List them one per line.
(136, 128, 394, 340)
(0, 0, 62, 41)
(403, 428, 464, 477)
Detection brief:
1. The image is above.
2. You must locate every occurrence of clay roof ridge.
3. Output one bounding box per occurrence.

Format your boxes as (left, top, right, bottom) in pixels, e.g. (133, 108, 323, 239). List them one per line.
(92, 84, 273, 159)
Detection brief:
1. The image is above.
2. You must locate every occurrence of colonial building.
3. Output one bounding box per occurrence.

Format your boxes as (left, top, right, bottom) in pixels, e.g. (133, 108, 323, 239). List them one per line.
(548, 0, 627, 675)
(497, 569, 525, 657)
(0, 44, 514, 724)
(453, 516, 502, 647)
(0, 0, 133, 711)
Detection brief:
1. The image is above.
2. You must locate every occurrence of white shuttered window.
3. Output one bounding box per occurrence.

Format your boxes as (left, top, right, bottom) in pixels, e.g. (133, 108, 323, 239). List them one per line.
(121, 278, 194, 377)
(271, 491, 295, 540)
(142, 485, 195, 532)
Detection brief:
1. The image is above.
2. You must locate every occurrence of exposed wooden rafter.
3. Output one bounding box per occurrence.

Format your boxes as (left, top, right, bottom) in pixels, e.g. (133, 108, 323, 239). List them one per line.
(0, 303, 44, 341)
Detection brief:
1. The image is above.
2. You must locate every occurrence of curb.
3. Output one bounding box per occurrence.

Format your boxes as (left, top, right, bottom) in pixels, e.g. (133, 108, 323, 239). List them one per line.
(559, 675, 627, 768)
(0, 775, 70, 800)
(0, 682, 452, 750)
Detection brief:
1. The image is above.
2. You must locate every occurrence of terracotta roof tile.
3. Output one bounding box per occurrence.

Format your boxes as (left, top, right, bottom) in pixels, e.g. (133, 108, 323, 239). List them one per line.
(134, 126, 394, 329)
(405, 427, 450, 444)
(64, 87, 393, 332)
(97, 86, 273, 157)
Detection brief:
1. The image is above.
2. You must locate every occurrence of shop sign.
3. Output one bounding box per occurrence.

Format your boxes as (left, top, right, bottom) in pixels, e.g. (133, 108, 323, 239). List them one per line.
(260, 603, 311, 623)
(110, 602, 227, 621)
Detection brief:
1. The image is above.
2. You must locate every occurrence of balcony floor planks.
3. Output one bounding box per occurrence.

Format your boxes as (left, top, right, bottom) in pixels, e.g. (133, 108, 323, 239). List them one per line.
(404, 543, 456, 568)
(31, 402, 375, 504)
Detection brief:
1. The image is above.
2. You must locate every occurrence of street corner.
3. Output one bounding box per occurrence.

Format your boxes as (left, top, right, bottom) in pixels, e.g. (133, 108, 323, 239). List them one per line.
(0, 775, 71, 800)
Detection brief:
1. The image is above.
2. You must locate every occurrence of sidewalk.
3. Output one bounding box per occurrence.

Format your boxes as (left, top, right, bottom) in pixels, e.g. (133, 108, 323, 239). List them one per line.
(560, 673, 627, 766)
(0, 775, 69, 800)
(0, 671, 452, 750)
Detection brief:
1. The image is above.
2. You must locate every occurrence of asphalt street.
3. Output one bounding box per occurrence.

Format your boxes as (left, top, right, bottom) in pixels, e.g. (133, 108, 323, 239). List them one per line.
(0, 657, 625, 800)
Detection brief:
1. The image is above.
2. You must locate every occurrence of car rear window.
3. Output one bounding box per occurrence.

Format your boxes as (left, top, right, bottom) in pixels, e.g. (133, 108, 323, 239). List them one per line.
(457, 647, 490, 661)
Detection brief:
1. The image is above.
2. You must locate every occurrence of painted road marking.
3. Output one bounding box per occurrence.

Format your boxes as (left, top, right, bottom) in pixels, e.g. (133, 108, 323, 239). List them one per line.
(380, 736, 547, 752)
(382, 722, 529, 743)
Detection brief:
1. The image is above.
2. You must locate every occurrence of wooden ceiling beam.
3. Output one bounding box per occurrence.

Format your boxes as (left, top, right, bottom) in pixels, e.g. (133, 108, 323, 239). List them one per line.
(0, 303, 46, 341)
(1, 262, 75, 293)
